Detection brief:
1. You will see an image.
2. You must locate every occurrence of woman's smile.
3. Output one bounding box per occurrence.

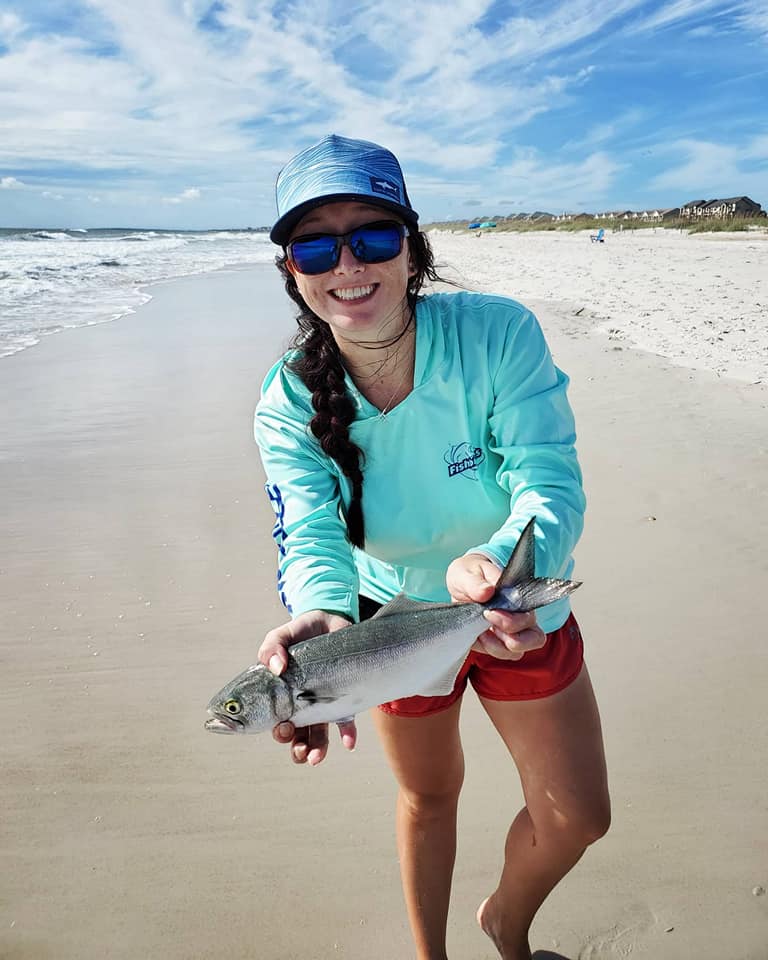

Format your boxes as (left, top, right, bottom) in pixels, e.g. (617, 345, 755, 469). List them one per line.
(329, 283, 378, 303)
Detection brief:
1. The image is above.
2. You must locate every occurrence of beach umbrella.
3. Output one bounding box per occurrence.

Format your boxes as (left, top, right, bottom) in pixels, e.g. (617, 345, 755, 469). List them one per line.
(468, 222, 481, 229)
(478, 221, 497, 228)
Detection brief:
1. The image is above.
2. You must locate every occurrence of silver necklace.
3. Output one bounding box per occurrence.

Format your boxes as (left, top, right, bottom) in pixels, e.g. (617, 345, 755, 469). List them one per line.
(378, 361, 412, 419)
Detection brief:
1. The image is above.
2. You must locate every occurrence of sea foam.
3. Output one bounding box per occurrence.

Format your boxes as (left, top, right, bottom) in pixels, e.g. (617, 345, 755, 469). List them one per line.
(0, 228, 273, 358)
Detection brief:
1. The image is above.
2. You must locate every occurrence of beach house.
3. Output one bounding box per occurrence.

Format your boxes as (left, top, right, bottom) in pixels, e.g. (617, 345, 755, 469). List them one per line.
(681, 197, 763, 219)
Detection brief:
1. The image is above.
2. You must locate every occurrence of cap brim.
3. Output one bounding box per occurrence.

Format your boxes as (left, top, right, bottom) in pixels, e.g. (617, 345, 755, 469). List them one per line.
(270, 194, 419, 245)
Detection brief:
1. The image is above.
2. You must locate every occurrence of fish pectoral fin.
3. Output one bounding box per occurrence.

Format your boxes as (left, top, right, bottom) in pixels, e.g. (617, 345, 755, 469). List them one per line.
(414, 656, 467, 697)
(296, 690, 337, 705)
(372, 593, 454, 619)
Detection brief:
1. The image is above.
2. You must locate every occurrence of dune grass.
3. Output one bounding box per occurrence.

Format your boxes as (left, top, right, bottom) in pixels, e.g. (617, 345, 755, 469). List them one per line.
(425, 216, 767, 235)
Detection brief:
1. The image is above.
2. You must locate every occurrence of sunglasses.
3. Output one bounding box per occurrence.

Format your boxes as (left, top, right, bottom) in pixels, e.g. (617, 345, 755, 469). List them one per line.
(286, 220, 409, 275)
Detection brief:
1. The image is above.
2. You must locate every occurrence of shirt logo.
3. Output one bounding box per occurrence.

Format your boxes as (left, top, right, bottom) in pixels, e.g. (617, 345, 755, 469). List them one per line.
(370, 176, 401, 201)
(444, 442, 485, 480)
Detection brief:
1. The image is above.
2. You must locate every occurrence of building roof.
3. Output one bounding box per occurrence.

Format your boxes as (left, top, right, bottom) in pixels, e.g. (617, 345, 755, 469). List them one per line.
(715, 196, 760, 206)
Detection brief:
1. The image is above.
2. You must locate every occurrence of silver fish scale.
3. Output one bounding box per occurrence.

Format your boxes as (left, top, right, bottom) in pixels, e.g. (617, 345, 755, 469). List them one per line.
(280, 602, 486, 726)
(288, 602, 479, 666)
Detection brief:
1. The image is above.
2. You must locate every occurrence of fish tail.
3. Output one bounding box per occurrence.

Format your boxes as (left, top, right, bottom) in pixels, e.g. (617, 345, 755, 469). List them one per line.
(489, 517, 581, 613)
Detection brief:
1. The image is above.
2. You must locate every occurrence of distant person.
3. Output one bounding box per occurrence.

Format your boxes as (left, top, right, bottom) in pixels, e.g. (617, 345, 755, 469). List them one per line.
(254, 134, 610, 960)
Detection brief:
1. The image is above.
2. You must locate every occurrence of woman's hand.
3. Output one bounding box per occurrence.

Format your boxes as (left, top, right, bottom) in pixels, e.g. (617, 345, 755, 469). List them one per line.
(446, 553, 547, 660)
(257, 609, 355, 765)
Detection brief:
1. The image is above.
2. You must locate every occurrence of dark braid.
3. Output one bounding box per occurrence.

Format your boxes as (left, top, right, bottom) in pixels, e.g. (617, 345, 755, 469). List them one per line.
(277, 229, 448, 549)
(293, 322, 366, 548)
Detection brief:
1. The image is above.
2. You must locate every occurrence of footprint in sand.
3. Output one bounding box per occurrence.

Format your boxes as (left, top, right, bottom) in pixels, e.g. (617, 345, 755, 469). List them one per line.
(578, 904, 658, 959)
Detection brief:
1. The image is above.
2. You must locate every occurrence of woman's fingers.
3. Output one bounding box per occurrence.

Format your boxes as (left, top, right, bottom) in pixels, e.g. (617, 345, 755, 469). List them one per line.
(472, 610, 547, 661)
(336, 719, 357, 752)
(272, 719, 355, 764)
(289, 724, 329, 765)
(272, 721, 295, 743)
(259, 610, 353, 676)
(271, 723, 327, 765)
(446, 554, 498, 603)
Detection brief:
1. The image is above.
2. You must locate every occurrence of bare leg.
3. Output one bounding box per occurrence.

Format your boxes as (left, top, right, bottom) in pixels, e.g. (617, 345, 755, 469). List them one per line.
(372, 699, 464, 960)
(477, 666, 611, 960)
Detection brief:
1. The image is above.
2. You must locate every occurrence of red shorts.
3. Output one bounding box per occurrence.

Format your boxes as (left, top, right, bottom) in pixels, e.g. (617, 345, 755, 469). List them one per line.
(377, 613, 584, 718)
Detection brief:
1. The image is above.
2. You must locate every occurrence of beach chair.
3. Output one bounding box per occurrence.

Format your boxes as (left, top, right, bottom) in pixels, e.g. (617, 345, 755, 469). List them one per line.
(590, 228, 605, 243)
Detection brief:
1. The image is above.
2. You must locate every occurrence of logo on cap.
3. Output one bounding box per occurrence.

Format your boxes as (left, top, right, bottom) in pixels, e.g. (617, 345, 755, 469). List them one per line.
(370, 177, 401, 201)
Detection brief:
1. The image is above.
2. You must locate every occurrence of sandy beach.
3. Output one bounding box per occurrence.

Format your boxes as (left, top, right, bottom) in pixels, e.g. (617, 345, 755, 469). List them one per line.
(1, 235, 767, 960)
(431, 227, 768, 385)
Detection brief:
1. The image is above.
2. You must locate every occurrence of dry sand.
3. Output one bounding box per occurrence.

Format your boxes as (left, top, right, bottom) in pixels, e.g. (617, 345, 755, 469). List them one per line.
(1, 238, 767, 960)
(431, 227, 768, 384)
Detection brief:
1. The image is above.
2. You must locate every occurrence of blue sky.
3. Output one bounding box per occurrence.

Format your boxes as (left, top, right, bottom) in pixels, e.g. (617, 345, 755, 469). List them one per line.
(1, 0, 767, 228)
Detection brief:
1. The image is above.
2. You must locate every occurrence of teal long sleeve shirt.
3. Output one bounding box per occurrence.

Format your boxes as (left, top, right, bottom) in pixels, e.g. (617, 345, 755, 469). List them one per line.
(254, 292, 586, 634)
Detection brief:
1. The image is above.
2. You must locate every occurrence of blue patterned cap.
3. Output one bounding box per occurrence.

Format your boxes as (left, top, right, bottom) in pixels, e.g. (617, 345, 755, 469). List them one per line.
(271, 134, 419, 245)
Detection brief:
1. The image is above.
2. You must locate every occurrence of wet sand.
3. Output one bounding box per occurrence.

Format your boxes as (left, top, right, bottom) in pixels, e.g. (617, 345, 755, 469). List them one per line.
(1, 249, 767, 959)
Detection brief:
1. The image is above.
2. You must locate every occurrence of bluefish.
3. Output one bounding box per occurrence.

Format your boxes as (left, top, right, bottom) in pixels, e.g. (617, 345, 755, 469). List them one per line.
(205, 517, 581, 735)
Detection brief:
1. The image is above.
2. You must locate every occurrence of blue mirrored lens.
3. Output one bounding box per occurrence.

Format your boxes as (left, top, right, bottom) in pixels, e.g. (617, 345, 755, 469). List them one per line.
(289, 222, 405, 275)
(348, 224, 403, 263)
(290, 234, 340, 274)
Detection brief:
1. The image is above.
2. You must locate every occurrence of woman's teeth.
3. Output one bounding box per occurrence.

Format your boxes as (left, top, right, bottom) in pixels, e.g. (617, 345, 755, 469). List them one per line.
(332, 285, 375, 301)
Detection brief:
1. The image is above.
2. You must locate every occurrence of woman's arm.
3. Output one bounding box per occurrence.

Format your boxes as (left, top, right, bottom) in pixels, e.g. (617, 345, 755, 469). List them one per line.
(468, 305, 586, 582)
(451, 303, 585, 655)
(254, 376, 360, 620)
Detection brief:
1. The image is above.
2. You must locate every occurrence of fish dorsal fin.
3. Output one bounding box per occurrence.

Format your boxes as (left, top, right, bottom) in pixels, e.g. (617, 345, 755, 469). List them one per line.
(370, 593, 436, 619)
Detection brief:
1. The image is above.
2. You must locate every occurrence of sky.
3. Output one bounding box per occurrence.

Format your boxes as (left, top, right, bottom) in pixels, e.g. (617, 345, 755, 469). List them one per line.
(1, 0, 767, 229)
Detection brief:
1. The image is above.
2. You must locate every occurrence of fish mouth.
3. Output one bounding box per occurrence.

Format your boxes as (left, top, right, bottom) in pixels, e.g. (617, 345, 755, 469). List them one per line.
(205, 713, 245, 734)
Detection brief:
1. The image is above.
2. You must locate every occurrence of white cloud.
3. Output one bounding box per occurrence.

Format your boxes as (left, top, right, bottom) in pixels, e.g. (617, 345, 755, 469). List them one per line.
(420, 147, 624, 216)
(489, 0, 645, 62)
(163, 187, 202, 204)
(649, 136, 768, 198)
(559, 107, 652, 153)
(737, 7, 768, 38)
(494, 150, 623, 211)
(42, 190, 64, 200)
(628, 0, 729, 33)
(0, 11, 24, 43)
(627, 0, 768, 39)
(0, 1, 765, 226)
(1, 176, 24, 189)
(0, 3, 656, 192)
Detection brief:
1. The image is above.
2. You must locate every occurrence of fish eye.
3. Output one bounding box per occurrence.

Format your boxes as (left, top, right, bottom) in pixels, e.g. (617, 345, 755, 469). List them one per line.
(223, 699, 242, 715)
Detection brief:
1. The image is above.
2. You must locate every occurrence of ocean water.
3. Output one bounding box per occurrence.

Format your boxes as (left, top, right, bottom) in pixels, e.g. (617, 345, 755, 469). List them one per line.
(0, 228, 275, 359)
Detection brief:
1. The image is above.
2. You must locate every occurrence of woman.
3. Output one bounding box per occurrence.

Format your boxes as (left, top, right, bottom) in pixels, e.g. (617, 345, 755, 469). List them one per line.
(255, 134, 610, 960)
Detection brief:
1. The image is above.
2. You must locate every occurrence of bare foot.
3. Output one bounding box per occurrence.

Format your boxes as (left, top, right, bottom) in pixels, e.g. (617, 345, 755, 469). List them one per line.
(476, 895, 532, 960)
